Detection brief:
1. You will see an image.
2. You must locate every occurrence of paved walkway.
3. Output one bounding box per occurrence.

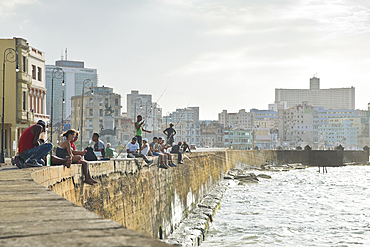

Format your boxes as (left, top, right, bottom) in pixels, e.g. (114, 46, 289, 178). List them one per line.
(0, 165, 172, 247)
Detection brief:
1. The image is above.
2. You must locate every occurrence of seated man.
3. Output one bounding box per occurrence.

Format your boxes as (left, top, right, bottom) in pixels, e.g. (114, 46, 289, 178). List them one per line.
(170, 141, 183, 164)
(126, 137, 153, 165)
(14, 120, 70, 168)
(92, 133, 105, 158)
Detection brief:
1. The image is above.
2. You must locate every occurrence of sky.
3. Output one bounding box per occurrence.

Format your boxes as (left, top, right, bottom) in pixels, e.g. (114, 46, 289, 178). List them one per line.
(1, 0, 370, 120)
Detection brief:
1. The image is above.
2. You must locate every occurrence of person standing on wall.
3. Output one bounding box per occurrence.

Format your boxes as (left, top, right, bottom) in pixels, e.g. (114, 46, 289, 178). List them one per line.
(134, 115, 152, 149)
(163, 122, 176, 146)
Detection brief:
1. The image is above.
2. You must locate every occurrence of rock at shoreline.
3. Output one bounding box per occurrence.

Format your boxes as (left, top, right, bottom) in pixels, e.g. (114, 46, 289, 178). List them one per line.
(257, 174, 272, 179)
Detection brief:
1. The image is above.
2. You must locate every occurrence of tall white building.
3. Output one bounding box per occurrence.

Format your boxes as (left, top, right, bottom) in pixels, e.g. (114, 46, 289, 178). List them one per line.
(275, 77, 355, 110)
(45, 60, 98, 126)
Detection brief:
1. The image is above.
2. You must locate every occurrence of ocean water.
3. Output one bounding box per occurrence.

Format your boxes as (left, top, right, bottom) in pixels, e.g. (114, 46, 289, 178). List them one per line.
(202, 166, 370, 246)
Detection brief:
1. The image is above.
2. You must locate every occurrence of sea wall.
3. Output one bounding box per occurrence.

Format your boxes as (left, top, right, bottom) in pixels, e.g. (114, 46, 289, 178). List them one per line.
(30, 149, 368, 240)
(31, 151, 236, 239)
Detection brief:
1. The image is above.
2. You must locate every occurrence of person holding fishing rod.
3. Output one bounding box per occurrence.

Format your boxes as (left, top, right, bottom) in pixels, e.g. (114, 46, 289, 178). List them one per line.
(163, 122, 176, 146)
(134, 115, 152, 149)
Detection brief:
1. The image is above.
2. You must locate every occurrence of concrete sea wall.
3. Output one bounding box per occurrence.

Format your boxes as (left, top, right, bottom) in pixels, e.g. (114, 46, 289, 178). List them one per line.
(26, 149, 368, 243)
(31, 151, 239, 239)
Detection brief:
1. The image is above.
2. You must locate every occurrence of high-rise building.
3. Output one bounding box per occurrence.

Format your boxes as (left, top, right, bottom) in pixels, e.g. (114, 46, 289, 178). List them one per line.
(45, 59, 98, 128)
(275, 76, 355, 110)
(170, 107, 199, 124)
(0, 37, 48, 157)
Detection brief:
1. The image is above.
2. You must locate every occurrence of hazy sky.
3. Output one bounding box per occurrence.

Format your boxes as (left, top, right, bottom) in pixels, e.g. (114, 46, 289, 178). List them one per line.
(1, 0, 370, 120)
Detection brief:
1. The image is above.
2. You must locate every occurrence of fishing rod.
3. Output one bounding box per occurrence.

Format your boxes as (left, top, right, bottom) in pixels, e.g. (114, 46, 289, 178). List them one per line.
(183, 153, 212, 177)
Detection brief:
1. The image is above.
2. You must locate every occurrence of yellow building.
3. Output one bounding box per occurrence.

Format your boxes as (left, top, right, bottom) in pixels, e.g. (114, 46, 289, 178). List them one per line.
(0, 37, 48, 158)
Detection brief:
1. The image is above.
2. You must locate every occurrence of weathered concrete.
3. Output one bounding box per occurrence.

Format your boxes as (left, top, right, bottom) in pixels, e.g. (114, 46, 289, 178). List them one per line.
(0, 149, 367, 247)
(0, 166, 172, 247)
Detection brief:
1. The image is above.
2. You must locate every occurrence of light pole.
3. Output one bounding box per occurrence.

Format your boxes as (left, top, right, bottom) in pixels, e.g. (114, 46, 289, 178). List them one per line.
(61, 90, 65, 131)
(1, 48, 19, 163)
(80, 79, 93, 150)
(50, 67, 64, 146)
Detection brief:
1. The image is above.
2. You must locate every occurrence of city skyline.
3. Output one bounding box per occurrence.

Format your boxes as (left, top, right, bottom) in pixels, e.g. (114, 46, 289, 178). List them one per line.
(1, 0, 370, 120)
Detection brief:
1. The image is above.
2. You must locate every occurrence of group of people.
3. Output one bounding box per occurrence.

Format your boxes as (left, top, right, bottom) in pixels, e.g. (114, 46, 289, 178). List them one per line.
(12, 114, 189, 183)
(126, 115, 191, 169)
(13, 120, 100, 185)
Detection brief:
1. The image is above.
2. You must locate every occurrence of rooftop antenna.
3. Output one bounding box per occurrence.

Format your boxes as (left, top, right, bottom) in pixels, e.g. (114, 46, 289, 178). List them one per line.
(61, 49, 64, 60)
(65, 48, 68, 61)
(314, 72, 317, 78)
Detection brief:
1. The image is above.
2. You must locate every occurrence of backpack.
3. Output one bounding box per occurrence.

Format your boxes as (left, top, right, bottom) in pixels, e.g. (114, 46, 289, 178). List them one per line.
(84, 147, 97, 161)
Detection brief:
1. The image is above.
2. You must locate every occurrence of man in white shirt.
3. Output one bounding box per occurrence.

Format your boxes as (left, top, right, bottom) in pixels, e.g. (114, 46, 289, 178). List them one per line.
(126, 137, 153, 165)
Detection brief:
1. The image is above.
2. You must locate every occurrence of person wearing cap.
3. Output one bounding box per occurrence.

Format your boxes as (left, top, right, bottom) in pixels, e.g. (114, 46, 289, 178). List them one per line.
(126, 137, 153, 165)
(140, 138, 152, 156)
(163, 122, 176, 146)
(134, 115, 152, 150)
(14, 120, 53, 168)
(170, 141, 184, 164)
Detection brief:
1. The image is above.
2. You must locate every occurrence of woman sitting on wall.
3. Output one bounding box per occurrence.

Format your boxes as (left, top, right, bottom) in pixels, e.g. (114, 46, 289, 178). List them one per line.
(57, 129, 98, 185)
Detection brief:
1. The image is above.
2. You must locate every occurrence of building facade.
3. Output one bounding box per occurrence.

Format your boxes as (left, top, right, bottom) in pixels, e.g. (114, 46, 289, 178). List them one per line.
(200, 121, 224, 148)
(218, 109, 253, 129)
(275, 76, 355, 110)
(71, 86, 122, 148)
(0, 37, 49, 157)
(224, 128, 253, 150)
(278, 102, 319, 148)
(46, 59, 98, 132)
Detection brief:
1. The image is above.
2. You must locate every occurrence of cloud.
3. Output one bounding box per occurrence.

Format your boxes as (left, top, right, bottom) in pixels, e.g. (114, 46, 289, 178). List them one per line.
(0, 0, 39, 18)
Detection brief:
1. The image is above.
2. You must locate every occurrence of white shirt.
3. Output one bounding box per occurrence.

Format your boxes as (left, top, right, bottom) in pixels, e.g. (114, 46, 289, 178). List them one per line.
(126, 142, 139, 153)
(141, 144, 149, 156)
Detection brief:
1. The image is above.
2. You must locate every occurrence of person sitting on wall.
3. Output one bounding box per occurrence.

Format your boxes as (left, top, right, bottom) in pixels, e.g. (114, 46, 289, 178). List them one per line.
(92, 133, 105, 158)
(149, 137, 169, 169)
(170, 141, 183, 164)
(57, 129, 97, 185)
(182, 141, 191, 153)
(13, 120, 70, 168)
(159, 139, 176, 167)
(105, 143, 115, 158)
(126, 137, 153, 165)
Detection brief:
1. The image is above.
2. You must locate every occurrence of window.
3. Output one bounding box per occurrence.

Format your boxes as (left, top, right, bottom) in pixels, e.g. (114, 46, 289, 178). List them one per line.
(32, 65, 36, 79)
(22, 56, 26, 72)
(115, 109, 119, 116)
(22, 91, 26, 110)
(115, 98, 119, 106)
(99, 109, 103, 117)
(89, 109, 93, 116)
(37, 67, 42, 81)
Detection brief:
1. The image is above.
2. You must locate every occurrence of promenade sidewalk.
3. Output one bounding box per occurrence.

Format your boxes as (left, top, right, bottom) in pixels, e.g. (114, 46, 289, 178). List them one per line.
(0, 165, 172, 247)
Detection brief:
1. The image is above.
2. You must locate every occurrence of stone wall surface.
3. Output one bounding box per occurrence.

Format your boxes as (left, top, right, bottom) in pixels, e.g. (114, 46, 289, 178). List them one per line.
(31, 152, 237, 239)
(2, 149, 367, 246)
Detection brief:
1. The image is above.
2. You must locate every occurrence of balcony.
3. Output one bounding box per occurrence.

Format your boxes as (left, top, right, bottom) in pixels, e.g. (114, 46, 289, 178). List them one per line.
(17, 110, 34, 124)
(17, 71, 32, 85)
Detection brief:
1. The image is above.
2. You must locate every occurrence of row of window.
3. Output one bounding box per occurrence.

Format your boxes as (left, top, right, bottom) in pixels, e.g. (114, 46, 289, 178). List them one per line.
(31, 65, 42, 81)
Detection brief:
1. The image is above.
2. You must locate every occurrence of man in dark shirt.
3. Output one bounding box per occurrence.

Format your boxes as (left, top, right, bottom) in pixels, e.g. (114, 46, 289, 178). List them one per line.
(170, 141, 183, 164)
(163, 123, 176, 146)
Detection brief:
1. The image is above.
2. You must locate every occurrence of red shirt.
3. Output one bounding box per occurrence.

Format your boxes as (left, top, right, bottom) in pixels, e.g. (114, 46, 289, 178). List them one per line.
(18, 125, 36, 154)
(70, 142, 76, 151)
